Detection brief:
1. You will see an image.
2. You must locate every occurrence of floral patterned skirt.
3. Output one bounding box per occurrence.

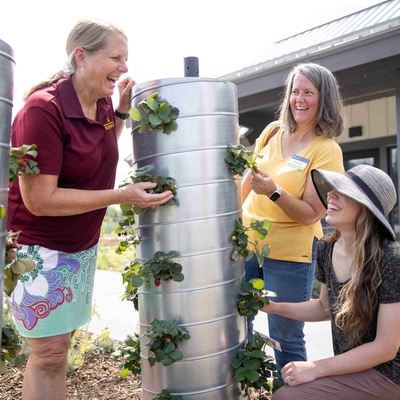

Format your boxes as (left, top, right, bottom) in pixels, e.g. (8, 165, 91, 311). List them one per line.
(8, 244, 97, 338)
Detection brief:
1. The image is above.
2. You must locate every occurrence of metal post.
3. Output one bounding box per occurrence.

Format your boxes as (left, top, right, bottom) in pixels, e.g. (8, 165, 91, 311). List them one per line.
(130, 76, 244, 399)
(0, 39, 15, 349)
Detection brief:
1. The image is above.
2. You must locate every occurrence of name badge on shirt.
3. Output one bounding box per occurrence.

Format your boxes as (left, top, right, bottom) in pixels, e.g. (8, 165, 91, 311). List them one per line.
(288, 154, 310, 171)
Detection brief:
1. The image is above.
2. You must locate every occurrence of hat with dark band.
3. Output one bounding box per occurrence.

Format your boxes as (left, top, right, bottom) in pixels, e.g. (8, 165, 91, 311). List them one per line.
(311, 164, 397, 240)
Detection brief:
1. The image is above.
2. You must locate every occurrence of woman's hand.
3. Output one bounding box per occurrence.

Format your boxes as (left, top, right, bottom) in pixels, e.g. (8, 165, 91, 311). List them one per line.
(115, 77, 137, 139)
(281, 361, 319, 386)
(250, 169, 277, 197)
(119, 182, 174, 209)
(259, 299, 276, 313)
(117, 77, 136, 113)
(251, 167, 326, 226)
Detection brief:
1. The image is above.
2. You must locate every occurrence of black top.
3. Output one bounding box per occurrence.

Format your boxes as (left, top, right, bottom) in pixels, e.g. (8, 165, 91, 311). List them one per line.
(316, 239, 400, 384)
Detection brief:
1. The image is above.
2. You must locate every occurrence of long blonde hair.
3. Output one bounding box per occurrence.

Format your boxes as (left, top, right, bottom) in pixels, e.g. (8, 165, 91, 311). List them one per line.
(325, 207, 391, 344)
(23, 19, 127, 101)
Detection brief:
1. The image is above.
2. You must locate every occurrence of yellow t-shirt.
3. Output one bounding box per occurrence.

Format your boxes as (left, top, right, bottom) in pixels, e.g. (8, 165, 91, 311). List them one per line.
(242, 122, 344, 263)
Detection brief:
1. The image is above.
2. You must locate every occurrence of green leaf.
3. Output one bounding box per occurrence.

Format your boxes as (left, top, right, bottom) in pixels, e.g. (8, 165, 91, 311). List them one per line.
(129, 107, 141, 121)
(243, 358, 261, 371)
(173, 272, 184, 282)
(245, 369, 260, 382)
(162, 341, 176, 354)
(161, 356, 173, 366)
(262, 244, 270, 257)
(232, 359, 243, 369)
(169, 107, 179, 119)
(149, 113, 162, 126)
(170, 347, 183, 361)
(120, 203, 132, 212)
(158, 102, 171, 118)
(130, 275, 143, 288)
(138, 122, 147, 133)
(0, 205, 5, 219)
(119, 368, 131, 377)
(234, 367, 246, 381)
(147, 96, 159, 111)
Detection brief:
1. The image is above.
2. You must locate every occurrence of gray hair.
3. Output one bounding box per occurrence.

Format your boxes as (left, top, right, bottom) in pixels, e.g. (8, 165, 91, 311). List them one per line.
(23, 19, 127, 100)
(277, 62, 345, 138)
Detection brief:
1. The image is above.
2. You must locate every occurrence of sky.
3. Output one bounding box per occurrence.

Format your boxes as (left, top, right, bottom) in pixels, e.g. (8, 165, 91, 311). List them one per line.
(0, 0, 384, 186)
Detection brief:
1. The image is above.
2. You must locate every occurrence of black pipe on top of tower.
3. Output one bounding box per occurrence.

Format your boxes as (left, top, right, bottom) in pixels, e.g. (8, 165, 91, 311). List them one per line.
(183, 57, 199, 77)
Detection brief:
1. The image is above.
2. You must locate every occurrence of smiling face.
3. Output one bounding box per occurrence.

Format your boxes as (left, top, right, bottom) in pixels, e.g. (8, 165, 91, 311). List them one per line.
(326, 190, 362, 231)
(289, 72, 320, 129)
(81, 33, 128, 100)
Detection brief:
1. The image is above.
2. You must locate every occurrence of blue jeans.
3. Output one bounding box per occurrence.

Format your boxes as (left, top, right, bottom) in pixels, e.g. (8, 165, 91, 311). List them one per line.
(245, 237, 317, 374)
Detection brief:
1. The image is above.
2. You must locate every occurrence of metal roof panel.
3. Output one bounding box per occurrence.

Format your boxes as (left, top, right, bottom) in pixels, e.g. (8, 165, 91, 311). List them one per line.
(225, 0, 400, 80)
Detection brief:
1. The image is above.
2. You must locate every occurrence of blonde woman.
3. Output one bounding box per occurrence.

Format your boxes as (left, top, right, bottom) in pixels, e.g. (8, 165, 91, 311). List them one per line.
(7, 19, 173, 400)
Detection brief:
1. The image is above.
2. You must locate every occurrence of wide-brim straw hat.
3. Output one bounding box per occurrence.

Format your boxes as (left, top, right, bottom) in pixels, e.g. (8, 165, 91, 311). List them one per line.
(311, 164, 397, 240)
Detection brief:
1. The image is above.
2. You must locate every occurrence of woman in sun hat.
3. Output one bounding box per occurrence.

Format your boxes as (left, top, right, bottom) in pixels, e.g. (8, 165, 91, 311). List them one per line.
(7, 19, 173, 400)
(261, 164, 400, 399)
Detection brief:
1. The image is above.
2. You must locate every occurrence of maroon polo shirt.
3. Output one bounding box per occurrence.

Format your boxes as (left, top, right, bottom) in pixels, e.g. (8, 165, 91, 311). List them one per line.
(7, 76, 119, 253)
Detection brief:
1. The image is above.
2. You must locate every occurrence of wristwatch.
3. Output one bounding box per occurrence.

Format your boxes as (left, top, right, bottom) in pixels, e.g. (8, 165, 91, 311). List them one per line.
(115, 109, 130, 120)
(269, 184, 282, 202)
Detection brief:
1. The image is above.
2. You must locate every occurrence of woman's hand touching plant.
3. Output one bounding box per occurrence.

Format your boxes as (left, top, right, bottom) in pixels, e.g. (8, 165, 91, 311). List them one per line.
(119, 165, 178, 214)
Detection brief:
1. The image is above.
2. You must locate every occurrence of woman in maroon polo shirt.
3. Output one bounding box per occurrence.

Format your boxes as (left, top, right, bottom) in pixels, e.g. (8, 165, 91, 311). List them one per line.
(7, 19, 173, 400)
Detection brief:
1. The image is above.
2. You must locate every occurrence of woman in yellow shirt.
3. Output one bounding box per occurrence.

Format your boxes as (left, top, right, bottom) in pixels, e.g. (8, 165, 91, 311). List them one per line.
(242, 62, 345, 376)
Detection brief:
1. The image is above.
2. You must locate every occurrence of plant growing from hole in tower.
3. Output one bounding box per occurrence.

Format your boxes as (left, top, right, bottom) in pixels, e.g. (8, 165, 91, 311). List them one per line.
(237, 278, 276, 318)
(231, 217, 271, 267)
(143, 319, 190, 367)
(129, 93, 180, 134)
(225, 143, 263, 176)
(115, 164, 178, 255)
(115, 204, 142, 255)
(121, 251, 184, 311)
(232, 331, 282, 398)
(118, 164, 178, 215)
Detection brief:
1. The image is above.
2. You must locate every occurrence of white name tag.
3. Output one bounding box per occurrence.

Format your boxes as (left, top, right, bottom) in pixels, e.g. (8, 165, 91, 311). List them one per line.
(288, 154, 310, 171)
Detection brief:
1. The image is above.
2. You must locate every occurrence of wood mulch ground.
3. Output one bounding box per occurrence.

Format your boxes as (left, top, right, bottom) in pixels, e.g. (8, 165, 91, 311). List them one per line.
(0, 352, 271, 399)
(0, 353, 142, 400)
(0, 354, 272, 400)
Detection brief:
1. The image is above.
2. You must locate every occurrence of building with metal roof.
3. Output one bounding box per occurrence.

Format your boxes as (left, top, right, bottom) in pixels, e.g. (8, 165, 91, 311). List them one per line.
(222, 0, 400, 235)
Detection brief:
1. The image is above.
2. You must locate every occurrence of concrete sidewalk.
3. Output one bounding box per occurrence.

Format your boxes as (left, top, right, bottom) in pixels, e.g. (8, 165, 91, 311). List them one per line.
(88, 269, 334, 361)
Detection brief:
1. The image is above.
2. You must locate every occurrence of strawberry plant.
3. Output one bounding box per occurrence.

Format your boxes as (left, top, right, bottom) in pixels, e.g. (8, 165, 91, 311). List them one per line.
(225, 143, 262, 176)
(113, 332, 141, 377)
(1, 302, 28, 374)
(115, 204, 142, 255)
(231, 218, 271, 266)
(9, 144, 40, 182)
(123, 250, 184, 293)
(143, 319, 190, 367)
(2, 144, 39, 373)
(237, 279, 276, 317)
(119, 164, 178, 214)
(4, 230, 36, 297)
(232, 332, 281, 398)
(130, 93, 180, 135)
(153, 389, 181, 400)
